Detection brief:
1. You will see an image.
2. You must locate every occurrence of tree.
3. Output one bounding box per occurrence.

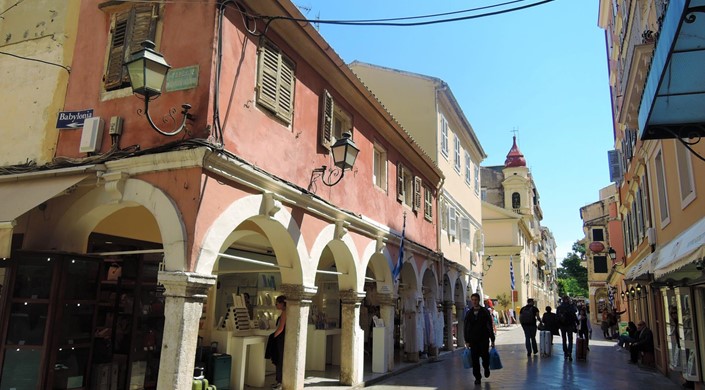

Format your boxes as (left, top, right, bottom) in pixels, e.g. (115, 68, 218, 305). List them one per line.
(557, 241, 588, 298)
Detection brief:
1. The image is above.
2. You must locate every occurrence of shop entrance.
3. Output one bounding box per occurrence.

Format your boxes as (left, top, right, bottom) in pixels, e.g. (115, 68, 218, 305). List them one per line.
(0, 233, 165, 390)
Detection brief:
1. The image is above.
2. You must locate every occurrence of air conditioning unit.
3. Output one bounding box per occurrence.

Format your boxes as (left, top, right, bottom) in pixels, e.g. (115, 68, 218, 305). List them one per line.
(80, 117, 104, 153)
(647, 227, 656, 246)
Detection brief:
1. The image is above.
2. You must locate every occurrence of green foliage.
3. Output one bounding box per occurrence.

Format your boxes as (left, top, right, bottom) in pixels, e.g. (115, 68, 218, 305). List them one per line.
(557, 241, 588, 298)
(496, 292, 511, 310)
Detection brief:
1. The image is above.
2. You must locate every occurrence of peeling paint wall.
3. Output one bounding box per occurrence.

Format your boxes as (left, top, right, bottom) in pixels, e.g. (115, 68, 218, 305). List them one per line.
(0, 0, 79, 166)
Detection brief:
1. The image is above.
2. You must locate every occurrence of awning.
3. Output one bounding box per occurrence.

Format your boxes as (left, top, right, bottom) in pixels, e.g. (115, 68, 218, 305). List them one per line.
(654, 215, 705, 278)
(638, 0, 705, 140)
(624, 250, 659, 281)
(0, 174, 88, 257)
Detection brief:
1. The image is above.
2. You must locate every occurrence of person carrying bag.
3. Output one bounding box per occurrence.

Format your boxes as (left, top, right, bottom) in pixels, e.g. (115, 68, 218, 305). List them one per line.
(464, 293, 496, 385)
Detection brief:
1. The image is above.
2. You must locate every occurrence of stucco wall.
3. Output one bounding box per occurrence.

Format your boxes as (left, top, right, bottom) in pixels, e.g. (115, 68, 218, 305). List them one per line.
(0, 0, 79, 166)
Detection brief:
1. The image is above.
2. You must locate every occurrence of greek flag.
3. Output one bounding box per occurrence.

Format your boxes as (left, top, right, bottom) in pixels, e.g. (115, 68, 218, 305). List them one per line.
(608, 286, 615, 308)
(510, 255, 515, 290)
(391, 214, 406, 281)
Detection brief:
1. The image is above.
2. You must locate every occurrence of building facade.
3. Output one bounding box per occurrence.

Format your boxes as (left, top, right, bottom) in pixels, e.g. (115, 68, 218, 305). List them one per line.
(599, 0, 705, 386)
(481, 138, 557, 320)
(347, 62, 487, 349)
(0, 1, 455, 390)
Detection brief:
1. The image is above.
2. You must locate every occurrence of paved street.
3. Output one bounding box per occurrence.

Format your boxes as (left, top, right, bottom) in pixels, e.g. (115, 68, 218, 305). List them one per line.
(299, 325, 680, 390)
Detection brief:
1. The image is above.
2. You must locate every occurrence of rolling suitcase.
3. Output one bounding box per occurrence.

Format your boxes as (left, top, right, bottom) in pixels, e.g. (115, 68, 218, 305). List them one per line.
(539, 330, 552, 357)
(207, 353, 231, 390)
(575, 337, 588, 360)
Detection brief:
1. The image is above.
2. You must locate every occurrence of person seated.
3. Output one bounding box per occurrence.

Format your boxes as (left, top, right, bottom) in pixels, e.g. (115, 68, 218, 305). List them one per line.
(618, 321, 637, 348)
(629, 321, 654, 364)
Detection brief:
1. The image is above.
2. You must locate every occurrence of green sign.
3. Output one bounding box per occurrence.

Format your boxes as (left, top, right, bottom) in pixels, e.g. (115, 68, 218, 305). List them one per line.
(165, 65, 199, 92)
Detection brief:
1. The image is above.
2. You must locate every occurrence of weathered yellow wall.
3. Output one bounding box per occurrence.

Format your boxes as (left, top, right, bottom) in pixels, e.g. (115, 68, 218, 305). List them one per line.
(349, 64, 438, 160)
(0, 0, 79, 166)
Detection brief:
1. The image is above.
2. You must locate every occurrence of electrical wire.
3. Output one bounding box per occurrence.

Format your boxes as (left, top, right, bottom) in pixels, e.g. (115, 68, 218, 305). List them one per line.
(0, 51, 71, 73)
(0, 0, 23, 18)
(261, 0, 556, 27)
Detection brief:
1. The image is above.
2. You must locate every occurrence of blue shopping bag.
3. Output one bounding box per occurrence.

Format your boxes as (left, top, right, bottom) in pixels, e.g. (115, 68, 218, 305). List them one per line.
(461, 348, 473, 369)
(489, 347, 503, 370)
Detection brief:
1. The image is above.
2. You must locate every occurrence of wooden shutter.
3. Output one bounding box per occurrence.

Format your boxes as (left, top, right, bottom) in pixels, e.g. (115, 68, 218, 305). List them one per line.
(104, 11, 129, 90)
(424, 186, 433, 221)
(413, 176, 422, 211)
(104, 5, 158, 91)
(257, 40, 280, 113)
(396, 162, 404, 202)
(320, 90, 334, 150)
(277, 55, 295, 122)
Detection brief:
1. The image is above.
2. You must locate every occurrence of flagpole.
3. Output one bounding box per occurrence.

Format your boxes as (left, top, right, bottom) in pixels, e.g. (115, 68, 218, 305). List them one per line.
(510, 255, 515, 325)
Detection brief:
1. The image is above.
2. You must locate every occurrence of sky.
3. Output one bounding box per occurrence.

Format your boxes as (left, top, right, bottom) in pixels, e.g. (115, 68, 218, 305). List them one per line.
(296, 0, 615, 263)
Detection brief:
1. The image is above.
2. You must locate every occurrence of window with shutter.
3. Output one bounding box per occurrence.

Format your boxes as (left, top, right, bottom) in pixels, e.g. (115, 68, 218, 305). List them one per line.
(104, 5, 158, 91)
(320, 90, 334, 150)
(461, 217, 471, 247)
(448, 206, 457, 237)
(440, 116, 449, 158)
(441, 200, 448, 231)
(424, 186, 433, 221)
(413, 176, 422, 211)
(396, 162, 404, 202)
(257, 39, 295, 124)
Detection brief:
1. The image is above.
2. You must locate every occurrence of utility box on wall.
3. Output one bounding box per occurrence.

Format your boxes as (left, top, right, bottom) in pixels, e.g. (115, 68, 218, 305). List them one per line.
(80, 117, 104, 153)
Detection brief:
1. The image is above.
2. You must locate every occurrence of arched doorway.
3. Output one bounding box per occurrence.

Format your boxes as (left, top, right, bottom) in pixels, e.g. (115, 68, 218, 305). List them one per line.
(421, 267, 440, 357)
(398, 260, 419, 362)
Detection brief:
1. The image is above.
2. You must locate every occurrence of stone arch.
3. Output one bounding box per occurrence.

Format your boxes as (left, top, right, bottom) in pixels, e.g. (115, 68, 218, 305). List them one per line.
(309, 224, 360, 291)
(51, 178, 187, 271)
(454, 276, 468, 305)
(361, 241, 394, 294)
(195, 194, 309, 285)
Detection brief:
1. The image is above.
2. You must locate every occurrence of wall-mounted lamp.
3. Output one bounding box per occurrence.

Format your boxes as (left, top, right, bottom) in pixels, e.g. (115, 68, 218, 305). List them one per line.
(621, 291, 626, 301)
(483, 256, 493, 272)
(310, 132, 359, 187)
(636, 284, 642, 298)
(126, 41, 192, 136)
(630, 286, 636, 299)
(696, 258, 704, 271)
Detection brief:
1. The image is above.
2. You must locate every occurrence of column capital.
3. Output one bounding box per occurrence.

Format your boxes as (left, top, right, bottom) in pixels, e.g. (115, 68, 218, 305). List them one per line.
(158, 271, 216, 302)
(280, 283, 317, 303)
(340, 289, 366, 305)
(377, 293, 396, 307)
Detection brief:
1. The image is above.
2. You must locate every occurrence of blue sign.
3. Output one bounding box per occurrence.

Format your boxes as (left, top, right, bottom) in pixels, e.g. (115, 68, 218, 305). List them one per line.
(56, 109, 94, 129)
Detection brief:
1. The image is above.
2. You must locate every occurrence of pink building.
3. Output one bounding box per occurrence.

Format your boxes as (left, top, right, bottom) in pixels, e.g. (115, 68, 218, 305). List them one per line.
(0, 1, 447, 390)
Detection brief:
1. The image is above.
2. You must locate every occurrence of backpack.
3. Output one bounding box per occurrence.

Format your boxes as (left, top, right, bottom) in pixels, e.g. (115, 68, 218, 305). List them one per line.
(519, 306, 535, 325)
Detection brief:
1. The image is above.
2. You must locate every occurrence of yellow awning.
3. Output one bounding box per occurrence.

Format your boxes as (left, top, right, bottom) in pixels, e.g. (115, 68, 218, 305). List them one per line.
(0, 174, 87, 257)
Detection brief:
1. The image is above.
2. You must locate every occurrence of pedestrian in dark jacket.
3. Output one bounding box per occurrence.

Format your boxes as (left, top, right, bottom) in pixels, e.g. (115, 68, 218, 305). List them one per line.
(541, 306, 560, 336)
(464, 293, 496, 385)
(556, 296, 578, 361)
(519, 298, 542, 357)
(629, 321, 654, 364)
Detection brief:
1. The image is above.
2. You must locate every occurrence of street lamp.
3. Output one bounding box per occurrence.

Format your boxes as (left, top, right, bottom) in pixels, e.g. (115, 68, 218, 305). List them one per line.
(311, 132, 360, 187)
(483, 256, 494, 272)
(126, 41, 192, 136)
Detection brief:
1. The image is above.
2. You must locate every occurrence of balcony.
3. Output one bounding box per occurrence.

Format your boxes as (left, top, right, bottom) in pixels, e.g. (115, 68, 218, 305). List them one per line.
(639, 0, 705, 140)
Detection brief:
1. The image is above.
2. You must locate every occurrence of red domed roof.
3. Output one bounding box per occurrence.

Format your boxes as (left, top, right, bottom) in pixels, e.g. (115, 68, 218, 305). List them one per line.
(504, 136, 526, 168)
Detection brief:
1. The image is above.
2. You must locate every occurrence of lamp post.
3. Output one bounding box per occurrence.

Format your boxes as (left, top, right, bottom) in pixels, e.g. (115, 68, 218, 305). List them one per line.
(310, 132, 360, 187)
(126, 41, 192, 136)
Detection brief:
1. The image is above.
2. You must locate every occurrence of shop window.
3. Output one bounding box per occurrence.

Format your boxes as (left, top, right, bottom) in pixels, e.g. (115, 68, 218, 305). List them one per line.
(104, 4, 160, 91)
(258, 39, 295, 124)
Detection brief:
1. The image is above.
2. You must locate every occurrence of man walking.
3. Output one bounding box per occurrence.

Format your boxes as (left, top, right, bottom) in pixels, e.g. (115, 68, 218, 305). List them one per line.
(464, 293, 496, 385)
(519, 298, 542, 357)
(556, 296, 578, 361)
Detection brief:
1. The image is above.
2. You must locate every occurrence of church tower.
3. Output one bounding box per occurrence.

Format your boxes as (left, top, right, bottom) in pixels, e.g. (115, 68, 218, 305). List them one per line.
(502, 136, 532, 215)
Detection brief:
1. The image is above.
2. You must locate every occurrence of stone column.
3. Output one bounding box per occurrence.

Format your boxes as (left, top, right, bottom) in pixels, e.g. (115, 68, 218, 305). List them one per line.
(443, 301, 454, 351)
(339, 289, 366, 386)
(456, 303, 466, 347)
(157, 271, 216, 390)
(378, 293, 396, 371)
(279, 284, 317, 390)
